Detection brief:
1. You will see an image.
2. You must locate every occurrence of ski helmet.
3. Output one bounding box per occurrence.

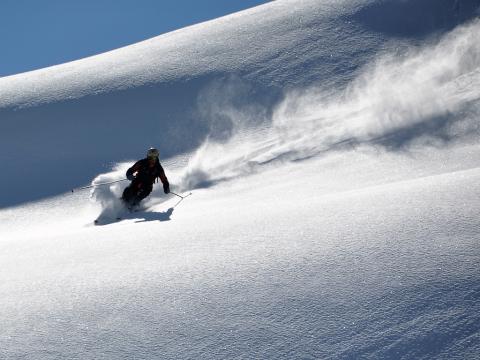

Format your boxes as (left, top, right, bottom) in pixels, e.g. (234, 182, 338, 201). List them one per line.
(147, 147, 159, 159)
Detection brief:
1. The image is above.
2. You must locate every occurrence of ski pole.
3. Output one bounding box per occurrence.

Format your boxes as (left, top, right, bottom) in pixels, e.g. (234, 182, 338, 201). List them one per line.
(170, 191, 192, 199)
(170, 191, 192, 208)
(71, 179, 128, 193)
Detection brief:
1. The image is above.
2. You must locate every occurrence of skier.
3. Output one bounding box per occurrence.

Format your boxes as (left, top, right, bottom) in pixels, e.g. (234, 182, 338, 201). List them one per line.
(121, 147, 170, 209)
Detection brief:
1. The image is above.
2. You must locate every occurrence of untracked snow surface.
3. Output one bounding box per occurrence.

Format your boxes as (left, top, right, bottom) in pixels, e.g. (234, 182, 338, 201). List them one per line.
(1, 0, 480, 359)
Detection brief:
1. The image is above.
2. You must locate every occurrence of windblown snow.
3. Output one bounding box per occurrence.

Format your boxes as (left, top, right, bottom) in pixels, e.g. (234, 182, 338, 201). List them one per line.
(1, 0, 480, 359)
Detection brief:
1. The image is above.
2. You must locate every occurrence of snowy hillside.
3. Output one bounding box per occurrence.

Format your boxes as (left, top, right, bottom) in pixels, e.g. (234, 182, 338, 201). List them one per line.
(1, 0, 480, 359)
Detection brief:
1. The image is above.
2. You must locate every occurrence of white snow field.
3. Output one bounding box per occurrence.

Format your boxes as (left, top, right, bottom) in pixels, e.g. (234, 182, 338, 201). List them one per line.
(1, 0, 480, 358)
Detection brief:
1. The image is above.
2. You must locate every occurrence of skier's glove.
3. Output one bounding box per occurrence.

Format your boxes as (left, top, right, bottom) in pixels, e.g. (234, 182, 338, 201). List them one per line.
(127, 173, 135, 181)
(163, 184, 170, 194)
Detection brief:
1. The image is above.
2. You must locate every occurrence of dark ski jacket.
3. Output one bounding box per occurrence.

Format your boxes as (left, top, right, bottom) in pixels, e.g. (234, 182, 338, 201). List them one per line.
(126, 158, 169, 192)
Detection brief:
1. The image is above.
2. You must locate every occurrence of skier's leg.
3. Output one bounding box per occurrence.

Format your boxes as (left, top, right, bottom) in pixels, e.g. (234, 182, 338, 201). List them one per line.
(121, 185, 134, 204)
(122, 180, 142, 207)
(135, 184, 153, 204)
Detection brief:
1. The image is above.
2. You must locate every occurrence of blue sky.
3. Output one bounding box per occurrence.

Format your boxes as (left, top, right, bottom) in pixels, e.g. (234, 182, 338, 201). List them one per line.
(0, 0, 271, 77)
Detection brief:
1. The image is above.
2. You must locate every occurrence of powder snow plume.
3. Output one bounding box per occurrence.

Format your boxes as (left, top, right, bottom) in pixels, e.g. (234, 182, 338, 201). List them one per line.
(90, 164, 130, 220)
(179, 19, 480, 191)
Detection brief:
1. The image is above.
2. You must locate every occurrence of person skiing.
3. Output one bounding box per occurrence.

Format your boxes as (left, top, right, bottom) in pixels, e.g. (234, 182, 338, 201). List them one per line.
(121, 147, 170, 209)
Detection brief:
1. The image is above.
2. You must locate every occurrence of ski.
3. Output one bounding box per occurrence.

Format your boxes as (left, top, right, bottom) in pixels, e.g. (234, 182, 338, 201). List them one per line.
(94, 216, 122, 225)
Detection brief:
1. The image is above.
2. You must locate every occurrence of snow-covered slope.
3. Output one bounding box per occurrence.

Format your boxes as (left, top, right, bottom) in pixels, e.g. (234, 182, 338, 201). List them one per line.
(1, 0, 480, 359)
(2, 0, 478, 207)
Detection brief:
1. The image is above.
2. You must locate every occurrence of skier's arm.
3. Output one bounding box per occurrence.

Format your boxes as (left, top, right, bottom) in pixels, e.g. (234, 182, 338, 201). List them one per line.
(126, 161, 142, 180)
(157, 164, 170, 194)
